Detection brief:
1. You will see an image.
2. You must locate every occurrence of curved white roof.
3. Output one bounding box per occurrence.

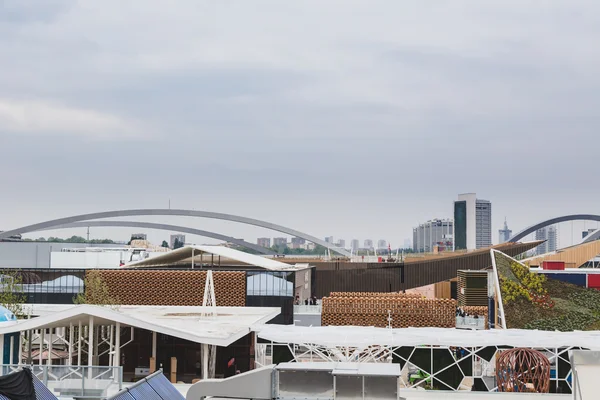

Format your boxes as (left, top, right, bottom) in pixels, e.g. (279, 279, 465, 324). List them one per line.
(126, 245, 302, 271)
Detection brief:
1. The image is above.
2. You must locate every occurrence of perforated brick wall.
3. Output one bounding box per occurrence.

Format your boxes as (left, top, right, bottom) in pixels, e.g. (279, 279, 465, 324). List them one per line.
(322, 292, 456, 328)
(90, 270, 246, 306)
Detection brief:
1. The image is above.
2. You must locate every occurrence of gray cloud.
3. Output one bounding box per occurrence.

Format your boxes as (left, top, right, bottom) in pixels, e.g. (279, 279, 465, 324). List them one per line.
(1, 0, 599, 247)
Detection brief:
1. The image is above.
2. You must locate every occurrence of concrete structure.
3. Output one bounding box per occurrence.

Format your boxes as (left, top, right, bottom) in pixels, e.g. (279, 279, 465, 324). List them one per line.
(377, 239, 387, 249)
(413, 219, 453, 253)
(336, 239, 346, 249)
(351, 239, 360, 251)
(324, 236, 334, 244)
(498, 218, 512, 244)
(536, 225, 558, 255)
(454, 193, 492, 250)
(256, 237, 270, 248)
(364, 239, 373, 250)
(170, 234, 185, 249)
(0, 208, 351, 256)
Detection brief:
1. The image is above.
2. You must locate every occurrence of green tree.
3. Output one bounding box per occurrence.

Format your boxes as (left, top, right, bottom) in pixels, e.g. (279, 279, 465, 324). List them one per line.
(173, 238, 184, 249)
(0, 270, 26, 318)
(161, 240, 169, 248)
(74, 270, 120, 309)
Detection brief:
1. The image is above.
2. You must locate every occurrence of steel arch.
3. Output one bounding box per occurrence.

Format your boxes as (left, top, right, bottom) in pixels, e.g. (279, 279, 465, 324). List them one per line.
(0, 208, 351, 256)
(39, 221, 275, 255)
(509, 214, 600, 242)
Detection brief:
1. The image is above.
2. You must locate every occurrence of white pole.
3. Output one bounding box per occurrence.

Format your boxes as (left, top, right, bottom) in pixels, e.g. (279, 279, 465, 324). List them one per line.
(192, 248, 195, 269)
(109, 325, 114, 367)
(9, 336, 14, 365)
(69, 323, 74, 365)
(47, 328, 53, 367)
(88, 317, 94, 367)
(202, 343, 209, 379)
(39, 329, 44, 366)
(77, 321, 82, 367)
(115, 323, 121, 371)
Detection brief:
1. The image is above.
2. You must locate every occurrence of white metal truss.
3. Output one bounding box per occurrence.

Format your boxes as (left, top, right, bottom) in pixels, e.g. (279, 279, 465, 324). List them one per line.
(201, 270, 217, 319)
(260, 341, 582, 392)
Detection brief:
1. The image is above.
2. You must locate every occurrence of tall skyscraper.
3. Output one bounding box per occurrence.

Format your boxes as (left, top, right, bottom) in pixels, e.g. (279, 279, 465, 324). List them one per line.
(535, 226, 558, 255)
(351, 239, 360, 251)
(413, 219, 454, 253)
(498, 218, 512, 244)
(364, 239, 374, 250)
(453, 193, 492, 250)
(257, 237, 271, 248)
(336, 239, 346, 249)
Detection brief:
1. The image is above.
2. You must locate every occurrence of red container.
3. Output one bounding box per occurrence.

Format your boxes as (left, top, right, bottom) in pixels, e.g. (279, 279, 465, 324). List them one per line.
(542, 261, 565, 270)
(587, 274, 600, 288)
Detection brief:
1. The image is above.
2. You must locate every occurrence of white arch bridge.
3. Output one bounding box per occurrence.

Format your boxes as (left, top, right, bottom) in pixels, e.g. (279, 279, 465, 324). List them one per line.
(0, 209, 351, 256)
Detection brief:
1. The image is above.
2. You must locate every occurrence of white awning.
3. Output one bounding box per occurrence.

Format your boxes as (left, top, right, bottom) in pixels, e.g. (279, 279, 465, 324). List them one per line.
(255, 325, 600, 350)
(125, 245, 302, 271)
(0, 304, 279, 347)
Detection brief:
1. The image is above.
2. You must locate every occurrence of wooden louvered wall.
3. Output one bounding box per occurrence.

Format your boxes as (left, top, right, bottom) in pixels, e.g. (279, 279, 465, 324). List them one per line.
(91, 270, 246, 306)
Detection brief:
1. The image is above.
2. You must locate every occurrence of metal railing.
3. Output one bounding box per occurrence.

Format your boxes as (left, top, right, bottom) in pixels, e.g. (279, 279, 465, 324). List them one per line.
(1, 364, 122, 398)
(456, 316, 486, 330)
(294, 304, 322, 314)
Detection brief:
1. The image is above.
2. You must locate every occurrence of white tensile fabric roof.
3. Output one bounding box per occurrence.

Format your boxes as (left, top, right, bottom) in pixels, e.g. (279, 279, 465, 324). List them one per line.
(255, 325, 600, 350)
(126, 245, 301, 270)
(0, 304, 280, 347)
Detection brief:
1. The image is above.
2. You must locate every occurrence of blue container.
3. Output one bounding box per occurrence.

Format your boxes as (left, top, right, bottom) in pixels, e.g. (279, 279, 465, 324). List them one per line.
(543, 273, 587, 287)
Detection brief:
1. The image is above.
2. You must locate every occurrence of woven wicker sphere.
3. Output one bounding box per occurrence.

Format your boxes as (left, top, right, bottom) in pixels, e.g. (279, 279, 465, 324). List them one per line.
(496, 348, 551, 393)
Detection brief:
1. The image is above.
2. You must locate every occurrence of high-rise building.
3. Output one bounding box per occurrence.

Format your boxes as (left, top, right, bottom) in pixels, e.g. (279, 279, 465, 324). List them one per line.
(351, 239, 360, 251)
(169, 234, 185, 249)
(377, 240, 387, 249)
(257, 237, 271, 248)
(336, 239, 346, 249)
(325, 236, 334, 244)
(498, 218, 512, 244)
(364, 239, 374, 249)
(535, 226, 558, 255)
(453, 193, 492, 250)
(291, 237, 306, 246)
(273, 237, 287, 247)
(413, 219, 454, 253)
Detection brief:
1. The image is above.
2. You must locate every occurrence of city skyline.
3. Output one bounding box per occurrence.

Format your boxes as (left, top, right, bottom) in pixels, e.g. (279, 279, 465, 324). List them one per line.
(1, 1, 599, 249)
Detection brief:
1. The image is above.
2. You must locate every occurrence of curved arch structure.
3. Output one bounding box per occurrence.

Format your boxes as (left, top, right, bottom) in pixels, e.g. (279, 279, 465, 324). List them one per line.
(509, 214, 600, 243)
(0, 208, 351, 256)
(38, 221, 276, 255)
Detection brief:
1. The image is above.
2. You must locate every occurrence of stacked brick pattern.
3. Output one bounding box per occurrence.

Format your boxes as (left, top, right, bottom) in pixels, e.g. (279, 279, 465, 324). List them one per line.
(321, 292, 457, 328)
(91, 270, 246, 306)
(462, 305, 489, 327)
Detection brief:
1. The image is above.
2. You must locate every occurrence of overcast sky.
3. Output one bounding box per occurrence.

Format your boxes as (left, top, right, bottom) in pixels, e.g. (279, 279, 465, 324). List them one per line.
(1, 0, 599, 247)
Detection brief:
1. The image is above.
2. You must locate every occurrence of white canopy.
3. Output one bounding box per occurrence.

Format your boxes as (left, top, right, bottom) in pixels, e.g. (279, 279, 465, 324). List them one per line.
(126, 245, 302, 271)
(0, 304, 279, 347)
(255, 325, 600, 350)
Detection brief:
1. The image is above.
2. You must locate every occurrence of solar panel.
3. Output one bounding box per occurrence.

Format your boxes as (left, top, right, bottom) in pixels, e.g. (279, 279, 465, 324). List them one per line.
(125, 381, 162, 400)
(109, 391, 136, 400)
(31, 373, 59, 400)
(0, 395, 10, 400)
(146, 373, 185, 400)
